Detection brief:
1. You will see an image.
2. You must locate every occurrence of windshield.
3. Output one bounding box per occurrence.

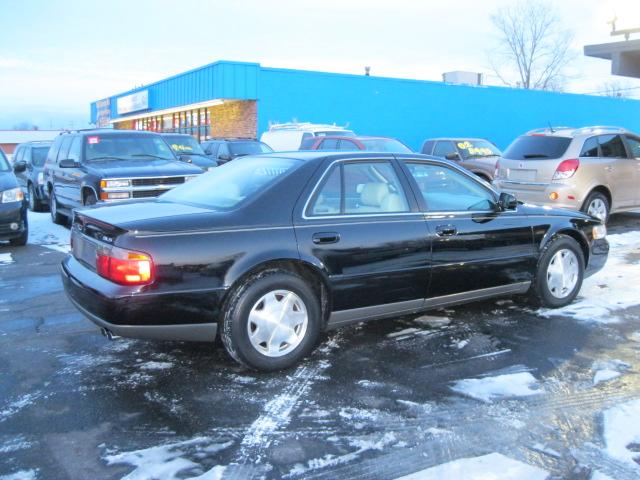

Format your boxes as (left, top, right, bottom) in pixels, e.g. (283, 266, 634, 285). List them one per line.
(228, 142, 273, 157)
(455, 140, 501, 159)
(360, 139, 411, 153)
(502, 136, 572, 160)
(32, 146, 50, 167)
(0, 150, 9, 171)
(84, 134, 176, 161)
(163, 135, 205, 155)
(160, 156, 299, 210)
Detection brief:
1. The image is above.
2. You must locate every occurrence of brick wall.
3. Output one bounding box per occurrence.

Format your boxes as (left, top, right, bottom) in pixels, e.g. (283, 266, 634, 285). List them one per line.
(210, 100, 257, 138)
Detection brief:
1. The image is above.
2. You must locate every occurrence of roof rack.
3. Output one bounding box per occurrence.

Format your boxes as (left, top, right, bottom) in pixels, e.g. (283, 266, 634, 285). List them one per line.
(526, 126, 574, 135)
(572, 126, 629, 135)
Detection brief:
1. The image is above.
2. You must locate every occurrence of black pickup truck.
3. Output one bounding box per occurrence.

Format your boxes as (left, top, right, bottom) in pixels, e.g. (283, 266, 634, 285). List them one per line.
(44, 130, 204, 224)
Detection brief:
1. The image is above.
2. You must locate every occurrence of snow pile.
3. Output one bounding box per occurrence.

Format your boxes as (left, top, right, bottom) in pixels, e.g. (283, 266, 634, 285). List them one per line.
(451, 372, 543, 403)
(592, 359, 630, 386)
(602, 399, 640, 468)
(28, 211, 69, 252)
(0, 436, 32, 453)
(0, 470, 38, 480)
(540, 231, 640, 323)
(104, 437, 231, 480)
(0, 253, 13, 265)
(139, 361, 173, 371)
(395, 452, 549, 480)
(413, 315, 450, 327)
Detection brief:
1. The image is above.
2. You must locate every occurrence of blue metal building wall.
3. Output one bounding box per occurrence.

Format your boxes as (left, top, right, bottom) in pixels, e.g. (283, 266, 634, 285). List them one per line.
(90, 61, 259, 123)
(257, 67, 640, 150)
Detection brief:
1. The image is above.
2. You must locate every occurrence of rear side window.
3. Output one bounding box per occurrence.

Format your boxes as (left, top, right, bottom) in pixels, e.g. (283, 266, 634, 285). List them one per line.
(580, 137, 599, 157)
(599, 135, 627, 158)
(299, 133, 313, 149)
(502, 136, 572, 160)
(421, 140, 435, 154)
(433, 141, 457, 158)
(320, 139, 338, 150)
(625, 136, 640, 158)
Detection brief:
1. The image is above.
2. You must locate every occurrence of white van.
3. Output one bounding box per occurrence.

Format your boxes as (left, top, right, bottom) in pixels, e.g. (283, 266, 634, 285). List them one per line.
(260, 123, 355, 151)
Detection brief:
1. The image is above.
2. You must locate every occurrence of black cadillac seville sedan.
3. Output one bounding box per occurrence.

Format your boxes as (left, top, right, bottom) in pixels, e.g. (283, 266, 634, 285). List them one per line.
(62, 152, 609, 371)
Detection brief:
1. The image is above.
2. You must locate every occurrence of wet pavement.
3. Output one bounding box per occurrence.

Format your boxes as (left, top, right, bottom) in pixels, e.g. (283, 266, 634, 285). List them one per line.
(0, 213, 639, 479)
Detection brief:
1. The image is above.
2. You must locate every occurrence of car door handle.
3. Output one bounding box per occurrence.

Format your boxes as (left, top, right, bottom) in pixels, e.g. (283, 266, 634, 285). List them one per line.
(312, 232, 340, 244)
(435, 224, 457, 236)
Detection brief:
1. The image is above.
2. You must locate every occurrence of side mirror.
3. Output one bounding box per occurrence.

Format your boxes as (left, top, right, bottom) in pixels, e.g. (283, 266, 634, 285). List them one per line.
(498, 192, 518, 210)
(59, 159, 79, 168)
(179, 154, 192, 163)
(445, 152, 461, 161)
(13, 161, 27, 173)
(217, 154, 232, 162)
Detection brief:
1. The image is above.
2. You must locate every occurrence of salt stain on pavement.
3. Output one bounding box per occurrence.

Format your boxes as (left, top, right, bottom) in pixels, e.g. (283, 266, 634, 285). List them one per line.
(395, 452, 549, 480)
(27, 211, 69, 253)
(592, 359, 630, 386)
(540, 231, 640, 323)
(450, 371, 543, 403)
(0, 253, 13, 265)
(602, 398, 640, 469)
(0, 469, 38, 480)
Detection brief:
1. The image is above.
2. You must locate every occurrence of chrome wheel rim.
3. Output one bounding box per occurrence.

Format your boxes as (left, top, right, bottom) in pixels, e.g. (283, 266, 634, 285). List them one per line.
(247, 289, 308, 357)
(546, 249, 579, 299)
(587, 198, 607, 221)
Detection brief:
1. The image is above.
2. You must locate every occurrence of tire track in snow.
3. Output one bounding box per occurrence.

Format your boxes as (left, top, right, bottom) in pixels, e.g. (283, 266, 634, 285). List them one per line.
(225, 334, 343, 478)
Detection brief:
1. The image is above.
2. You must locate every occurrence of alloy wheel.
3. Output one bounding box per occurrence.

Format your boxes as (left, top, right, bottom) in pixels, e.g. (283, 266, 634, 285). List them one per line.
(546, 249, 579, 299)
(587, 198, 607, 221)
(247, 289, 308, 357)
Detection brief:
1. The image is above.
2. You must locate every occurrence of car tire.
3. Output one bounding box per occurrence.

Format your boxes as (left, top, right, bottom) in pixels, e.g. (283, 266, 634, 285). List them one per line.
(221, 269, 321, 371)
(84, 192, 97, 206)
(9, 221, 28, 247)
(49, 190, 66, 225)
(531, 235, 584, 308)
(28, 184, 42, 212)
(581, 191, 609, 223)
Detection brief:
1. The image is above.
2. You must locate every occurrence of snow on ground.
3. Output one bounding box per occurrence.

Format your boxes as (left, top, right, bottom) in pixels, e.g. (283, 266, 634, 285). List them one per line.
(395, 453, 549, 480)
(0, 470, 38, 480)
(0, 253, 13, 265)
(413, 314, 450, 327)
(540, 231, 640, 323)
(592, 359, 630, 386)
(104, 437, 231, 480)
(602, 399, 640, 469)
(450, 371, 543, 403)
(27, 211, 69, 252)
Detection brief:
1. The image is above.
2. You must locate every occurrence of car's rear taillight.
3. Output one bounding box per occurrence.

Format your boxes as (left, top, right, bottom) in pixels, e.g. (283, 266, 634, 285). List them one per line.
(552, 158, 579, 180)
(96, 246, 154, 285)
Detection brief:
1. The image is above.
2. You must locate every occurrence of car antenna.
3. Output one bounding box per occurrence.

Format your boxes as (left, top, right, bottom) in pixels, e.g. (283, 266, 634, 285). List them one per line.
(548, 121, 555, 133)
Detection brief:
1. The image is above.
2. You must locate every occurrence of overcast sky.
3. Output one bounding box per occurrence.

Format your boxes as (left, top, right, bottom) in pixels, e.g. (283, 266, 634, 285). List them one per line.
(1, 0, 639, 129)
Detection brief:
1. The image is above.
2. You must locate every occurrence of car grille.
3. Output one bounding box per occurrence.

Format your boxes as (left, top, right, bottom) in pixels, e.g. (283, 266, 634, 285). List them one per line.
(132, 190, 165, 198)
(131, 177, 185, 187)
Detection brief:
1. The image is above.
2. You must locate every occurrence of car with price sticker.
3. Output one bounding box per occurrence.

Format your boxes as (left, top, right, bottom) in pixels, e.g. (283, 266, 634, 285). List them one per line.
(421, 137, 501, 182)
(161, 133, 219, 171)
(44, 130, 203, 225)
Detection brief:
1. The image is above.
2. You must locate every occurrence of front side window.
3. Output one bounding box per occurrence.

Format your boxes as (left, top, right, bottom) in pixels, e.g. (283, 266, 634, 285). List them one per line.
(406, 162, 496, 212)
(161, 156, 299, 210)
(599, 135, 627, 158)
(14, 147, 24, 163)
(47, 137, 63, 165)
(67, 137, 82, 162)
(421, 140, 435, 154)
(58, 136, 73, 161)
(0, 150, 9, 171)
(31, 146, 50, 166)
(338, 140, 357, 151)
(580, 137, 599, 158)
(319, 139, 339, 150)
(84, 134, 175, 162)
(309, 161, 409, 216)
(625, 135, 640, 158)
(433, 141, 457, 159)
(228, 141, 273, 157)
(360, 139, 412, 153)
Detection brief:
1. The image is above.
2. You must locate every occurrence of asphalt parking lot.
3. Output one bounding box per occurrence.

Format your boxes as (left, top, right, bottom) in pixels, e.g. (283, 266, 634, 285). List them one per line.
(1, 212, 639, 480)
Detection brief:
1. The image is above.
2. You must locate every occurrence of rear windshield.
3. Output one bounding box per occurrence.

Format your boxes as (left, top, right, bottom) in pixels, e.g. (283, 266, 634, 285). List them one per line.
(502, 136, 572, 160)
(455, 140, 501, 159)
(163, 135, 205, 155)
(32, 146, 50, 167)
(228, 142, 273, 157)
(160, 156, 299, 210)
(314, 130, 355, 137)
(360, 139, 411, 153)
(84, 134, 175, 162)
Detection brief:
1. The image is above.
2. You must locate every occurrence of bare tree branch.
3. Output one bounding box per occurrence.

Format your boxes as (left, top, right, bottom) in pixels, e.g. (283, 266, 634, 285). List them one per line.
(488, 1, 575, 90)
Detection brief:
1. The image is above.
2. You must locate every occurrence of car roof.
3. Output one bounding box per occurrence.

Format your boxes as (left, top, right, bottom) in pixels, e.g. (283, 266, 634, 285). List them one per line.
(202, 138, 259, 143)
(424, 137, 492, 142)
(71, 129, 160, 137)
(314, 135, 399, 141)
(18, 140, 53, 146)
(523, 126, 633, 138)
(254, 151, 437, 163)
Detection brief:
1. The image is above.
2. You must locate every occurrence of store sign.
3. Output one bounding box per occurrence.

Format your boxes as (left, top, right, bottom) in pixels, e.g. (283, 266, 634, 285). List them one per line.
(116, 90, 149, 115)
(95, 98, 111, 127)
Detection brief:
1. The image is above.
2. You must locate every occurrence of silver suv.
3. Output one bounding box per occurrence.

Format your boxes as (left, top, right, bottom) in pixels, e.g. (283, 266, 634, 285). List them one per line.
(494, 126, 640, 222)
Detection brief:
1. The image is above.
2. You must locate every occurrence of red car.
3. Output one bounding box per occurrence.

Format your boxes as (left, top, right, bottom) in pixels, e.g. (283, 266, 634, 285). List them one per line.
(300, 135, 412, 153)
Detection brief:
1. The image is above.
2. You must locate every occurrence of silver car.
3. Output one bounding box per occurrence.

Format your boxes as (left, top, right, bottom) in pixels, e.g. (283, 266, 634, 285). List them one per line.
(494, 126, 640, 222)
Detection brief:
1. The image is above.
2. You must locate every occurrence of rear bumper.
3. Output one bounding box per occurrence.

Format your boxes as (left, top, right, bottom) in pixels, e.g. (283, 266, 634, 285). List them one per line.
(494, 180, 582, 211)
(61, 256, 220, 342)
(0, 201, 27, 240)
(586, 238, 609, 278)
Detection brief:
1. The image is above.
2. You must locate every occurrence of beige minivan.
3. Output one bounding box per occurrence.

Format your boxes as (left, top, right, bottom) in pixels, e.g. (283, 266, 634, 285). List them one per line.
(494, 126, 640, 222)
